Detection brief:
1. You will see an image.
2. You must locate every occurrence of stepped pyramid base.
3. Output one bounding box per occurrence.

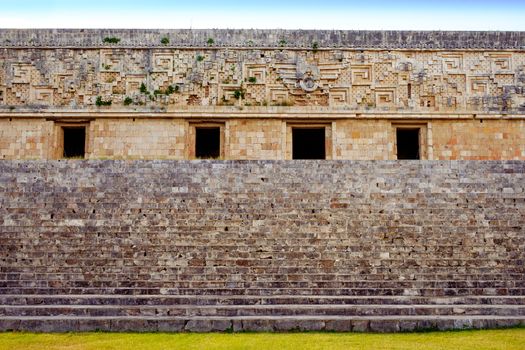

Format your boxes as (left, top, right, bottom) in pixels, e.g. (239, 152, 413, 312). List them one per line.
(1, 295, 524, 332)
(1, 316, 524, 333)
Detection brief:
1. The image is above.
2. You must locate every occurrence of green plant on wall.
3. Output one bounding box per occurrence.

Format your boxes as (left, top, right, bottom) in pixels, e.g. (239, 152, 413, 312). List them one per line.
(123, 97, 133, 106)
(160, 37, 169, 45)
(166, 85, 179, 95)
(207, 38, 215, 46)
(140, 83, 149, 94)
(96, 96, 112, 106)
(312, 42, 319, 53)
(197, 55, 205, 62)
(248, 77, 257, 84)
(103, 37, 120, 44)
(233, 89, 245, 100)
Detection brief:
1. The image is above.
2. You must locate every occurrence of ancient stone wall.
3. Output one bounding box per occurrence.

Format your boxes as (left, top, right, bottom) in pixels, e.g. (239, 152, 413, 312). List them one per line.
(2, 118, 525, 160)
(1, 160, 523, 296)
(0, 30, 524, 112)
(0, 29, 524, 161)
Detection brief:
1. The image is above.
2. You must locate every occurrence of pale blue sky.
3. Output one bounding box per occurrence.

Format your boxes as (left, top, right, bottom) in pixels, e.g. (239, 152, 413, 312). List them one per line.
(0, 0, 524, 30)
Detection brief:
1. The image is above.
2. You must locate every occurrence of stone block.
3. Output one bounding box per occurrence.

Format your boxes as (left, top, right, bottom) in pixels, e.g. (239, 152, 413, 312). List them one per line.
(18, 319, 76, 332)
(241, 320, 274, 332)
(0, 319, 20, 331)
(369, 320, 400, 333)
(398, 321, 418, 332)
(185, 320, 213, 332)
(351, 320, 370, 332)
(324, 320, 352, 332)
(77, 319, 113, 332)
(157, 320, 186, 332)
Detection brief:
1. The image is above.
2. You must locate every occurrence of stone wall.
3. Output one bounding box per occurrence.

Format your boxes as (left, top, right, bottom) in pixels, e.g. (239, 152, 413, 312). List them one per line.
(2, 29, 524, 49)
(2, 118, 525, 160)
(432, 119, 525, 159)
(0, 30, 524, 113)
(1, 160, 523, 296)
(90, 119, 187, 159)
(228, 119, 283, 160)
(0, 119, 54, 159)
(0, 29, 524, 161)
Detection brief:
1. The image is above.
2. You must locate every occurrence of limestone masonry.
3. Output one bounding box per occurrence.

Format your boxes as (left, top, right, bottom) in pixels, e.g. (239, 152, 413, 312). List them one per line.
(0, 29, 524, 160)
(0, 161, 524, 332)
(0, 29, 524, 332)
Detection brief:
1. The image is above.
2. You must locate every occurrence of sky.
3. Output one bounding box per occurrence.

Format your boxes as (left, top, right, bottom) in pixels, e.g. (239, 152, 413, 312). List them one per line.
(0, 0, 524, 30)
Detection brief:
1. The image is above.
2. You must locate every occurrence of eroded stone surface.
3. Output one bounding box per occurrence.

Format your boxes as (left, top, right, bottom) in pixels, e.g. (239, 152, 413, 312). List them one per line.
(0, 160, 524, 332)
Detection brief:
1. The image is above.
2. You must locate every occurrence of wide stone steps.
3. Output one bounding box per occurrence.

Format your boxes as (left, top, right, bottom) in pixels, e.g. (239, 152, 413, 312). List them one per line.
(3, 287, 525, 297)
(1, 315, 524, 333)
(2, 295, 525, 306)
(2, 304, 525, 317)
(1, 295, 524, 332)
(3, 280, 522, 288)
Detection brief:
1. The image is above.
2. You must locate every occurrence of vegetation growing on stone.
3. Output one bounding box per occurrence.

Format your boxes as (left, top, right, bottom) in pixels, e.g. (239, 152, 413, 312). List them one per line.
(103, 37, 120, 44)
(233, 89, 245, 99)
(166, 85, 179, 94)
(140, 83, 149, 94)
(95, 96, 112, 106)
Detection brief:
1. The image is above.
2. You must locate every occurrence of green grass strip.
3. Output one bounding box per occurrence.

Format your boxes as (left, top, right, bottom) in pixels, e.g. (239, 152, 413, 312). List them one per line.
(0, 328, 524, 350)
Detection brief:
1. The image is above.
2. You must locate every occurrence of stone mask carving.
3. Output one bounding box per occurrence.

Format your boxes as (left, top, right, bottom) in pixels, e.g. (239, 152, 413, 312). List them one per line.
(296, 61, 320, 92)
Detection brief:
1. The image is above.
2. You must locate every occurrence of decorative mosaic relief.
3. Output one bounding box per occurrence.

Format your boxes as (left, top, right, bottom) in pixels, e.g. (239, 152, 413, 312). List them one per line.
(0, 47, 524, 112)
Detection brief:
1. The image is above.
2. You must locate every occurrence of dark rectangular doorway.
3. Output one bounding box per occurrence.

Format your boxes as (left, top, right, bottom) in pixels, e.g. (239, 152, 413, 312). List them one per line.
(292, 128, 326, 159)
(396, 128, 420, 160)
(63, 127, 86, 158)
(196, 127, 221, 159)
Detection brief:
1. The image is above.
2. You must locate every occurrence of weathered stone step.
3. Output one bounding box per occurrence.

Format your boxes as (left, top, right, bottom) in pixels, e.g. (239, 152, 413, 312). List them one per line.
(2, 287, 525, 296)
(1, 295, 524, 306)
(2, 304, 524, 317)
(2, 273, 521, 280)
(1, 315, 524, 333)
(3, 280, 522, 288)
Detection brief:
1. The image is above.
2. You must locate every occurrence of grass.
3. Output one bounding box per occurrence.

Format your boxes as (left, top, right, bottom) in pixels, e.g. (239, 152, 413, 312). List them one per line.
(0, 329, 524, 350)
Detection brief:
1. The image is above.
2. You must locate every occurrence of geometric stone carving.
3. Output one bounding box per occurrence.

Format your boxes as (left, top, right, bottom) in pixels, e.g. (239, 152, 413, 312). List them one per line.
(351, 65, 373, 85)
(375, 88, 396, 107)
(269, 86, 289, 103)
(329, 88, 349, 105)
(12, 64, 31, 84)
(125, 75, 147, 96)
(152, 53, 174, 75)
(0, 38, 523, 113)
(489, 53, 512, 73)
(31, 87, 54, 105)
(469, 77, 490, 95)
(246, 65, 266, 84)
(442, 54, 463, 73)
(100, 50, 123, 72)
(420, 96, 436, 108)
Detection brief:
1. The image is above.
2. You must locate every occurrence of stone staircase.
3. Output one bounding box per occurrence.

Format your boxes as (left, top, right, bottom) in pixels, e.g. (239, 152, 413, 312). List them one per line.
(1, 294, 524, 332)
(1, 161, 524, 332)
